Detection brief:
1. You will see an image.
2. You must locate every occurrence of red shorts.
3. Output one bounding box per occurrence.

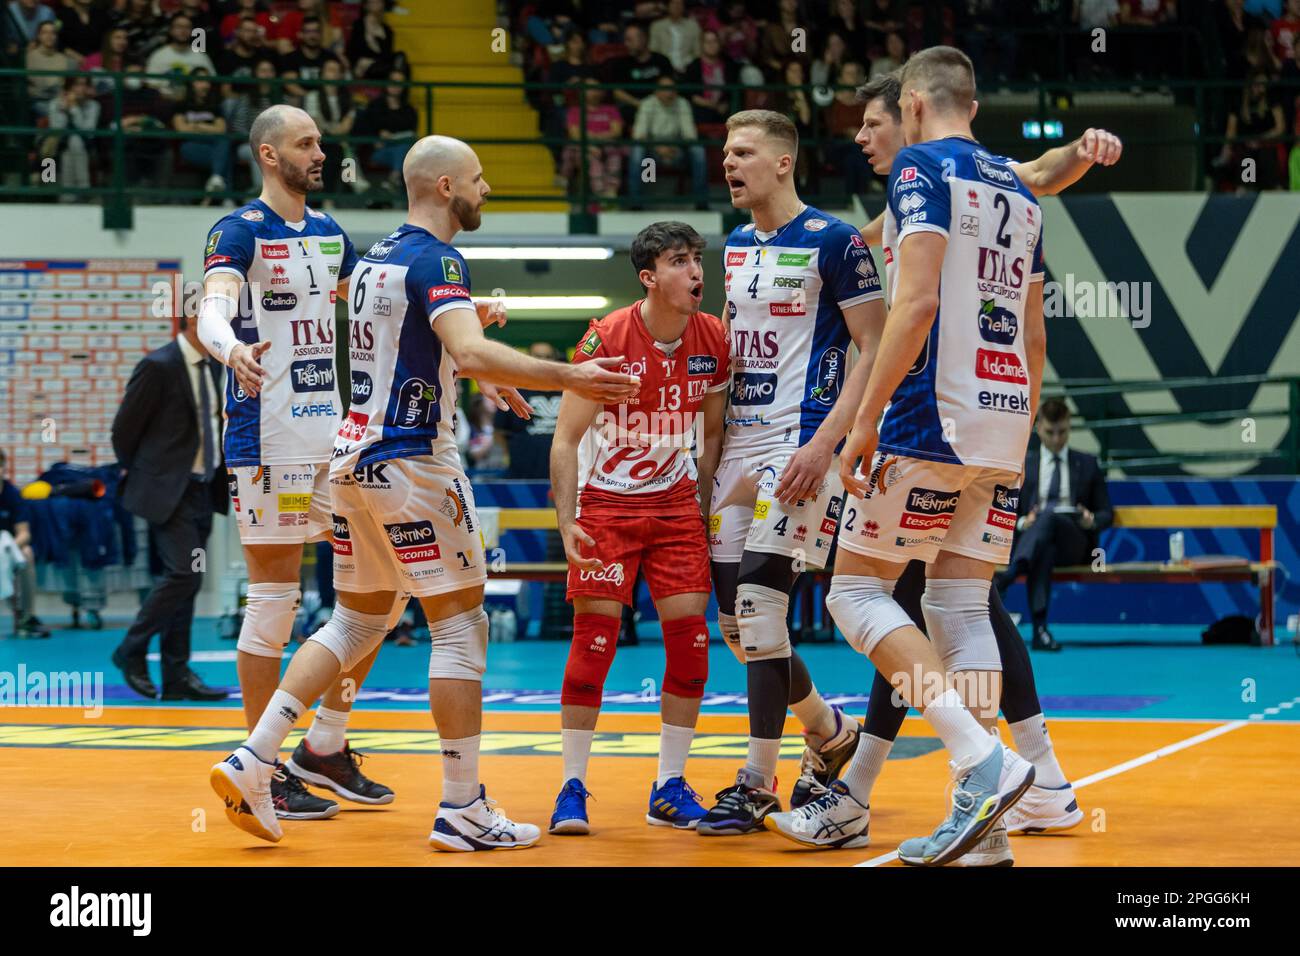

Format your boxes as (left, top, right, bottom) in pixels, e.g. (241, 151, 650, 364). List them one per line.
(566, 511, 712, 605)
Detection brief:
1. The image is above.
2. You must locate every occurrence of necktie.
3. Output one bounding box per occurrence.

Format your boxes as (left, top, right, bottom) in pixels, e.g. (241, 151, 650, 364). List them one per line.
(1046, 453, 1061, 508)
(198, 358, 216, 480)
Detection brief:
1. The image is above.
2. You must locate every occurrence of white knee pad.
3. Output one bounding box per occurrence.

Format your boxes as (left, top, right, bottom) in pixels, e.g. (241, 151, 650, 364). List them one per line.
(236, 583, 301, 658)
(308, 603, 391, 672)
(428, 607, 489, 681)
(920, 579, 1001, 673)
(735, 584, 791, 662)
(826, 576, 916, 656)
(717, 612, 745, 665)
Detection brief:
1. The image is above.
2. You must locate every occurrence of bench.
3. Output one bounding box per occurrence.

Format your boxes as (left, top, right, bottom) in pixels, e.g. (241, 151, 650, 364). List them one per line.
(480, 504, 1281, 645)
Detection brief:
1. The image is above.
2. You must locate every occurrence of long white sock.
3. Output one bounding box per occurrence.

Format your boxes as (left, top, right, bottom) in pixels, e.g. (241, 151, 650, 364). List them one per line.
(789, 688, 837, 740)
(439, 734, 480, 806)
(1009, 714, 1068, 788)
(838, 732, 893, 805)
(304, 705, 349, 755)
(744, 736, 781, 790)
(922, 689, 996, 766)
(245, 689, 306, 763)
(657, 723, 695, 787)
(561, 728, 594, 786)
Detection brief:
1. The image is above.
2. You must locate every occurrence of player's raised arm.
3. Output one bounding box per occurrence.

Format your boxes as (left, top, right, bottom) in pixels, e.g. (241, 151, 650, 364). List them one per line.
(434, 307, 640, 403)
(550, 389, 605, 572)
(1012, 128, 1122, 196)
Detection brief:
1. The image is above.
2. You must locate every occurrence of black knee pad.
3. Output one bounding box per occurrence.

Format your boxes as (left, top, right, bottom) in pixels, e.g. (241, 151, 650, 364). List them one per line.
(711, 561, 739, 617)
(737, 549, 799, 594)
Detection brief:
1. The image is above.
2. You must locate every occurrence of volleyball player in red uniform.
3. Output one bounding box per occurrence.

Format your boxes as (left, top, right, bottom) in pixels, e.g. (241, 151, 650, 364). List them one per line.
(547, 222, 730, 834)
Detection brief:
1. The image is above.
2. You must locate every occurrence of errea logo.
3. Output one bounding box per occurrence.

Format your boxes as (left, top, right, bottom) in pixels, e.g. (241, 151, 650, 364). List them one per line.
(50, 886, 151, 936)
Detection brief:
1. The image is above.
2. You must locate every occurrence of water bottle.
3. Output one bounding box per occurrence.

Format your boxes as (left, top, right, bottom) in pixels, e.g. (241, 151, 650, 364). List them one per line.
(1169, 531, 1185, 565)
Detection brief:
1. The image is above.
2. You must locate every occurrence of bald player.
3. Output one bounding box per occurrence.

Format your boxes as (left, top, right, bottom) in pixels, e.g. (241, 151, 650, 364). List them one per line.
(210, 135, 642, 848)
(198, 104, 393, 822)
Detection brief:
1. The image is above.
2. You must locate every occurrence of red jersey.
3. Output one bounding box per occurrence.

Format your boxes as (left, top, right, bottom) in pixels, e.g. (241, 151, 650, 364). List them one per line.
(572, 301, 729, 516)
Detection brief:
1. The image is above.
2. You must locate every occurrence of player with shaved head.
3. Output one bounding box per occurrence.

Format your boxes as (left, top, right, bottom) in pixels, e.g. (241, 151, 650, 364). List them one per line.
(211, 135, 642, 848)
(197, 104, 392, 823)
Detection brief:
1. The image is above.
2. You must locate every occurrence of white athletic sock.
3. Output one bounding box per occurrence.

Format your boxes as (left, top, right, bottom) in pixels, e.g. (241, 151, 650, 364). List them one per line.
(789, 687, 837, 740)
(561, 728, 594, 786)
(744, 736, 781, 790)
(245, 689, 306, 764)
(439, 734, 480, 806)
(1009, 714, 1068, 788)
(656, 723, 695, 787)
(304, 705, 349, 755)
(922, 688, 996, 767)
(838, 732, 893, 805)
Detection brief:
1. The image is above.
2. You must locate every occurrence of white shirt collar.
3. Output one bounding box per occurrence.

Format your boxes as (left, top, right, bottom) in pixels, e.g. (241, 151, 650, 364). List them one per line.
(176, 334, 204, 365)
(1041, 443, 1069, 465)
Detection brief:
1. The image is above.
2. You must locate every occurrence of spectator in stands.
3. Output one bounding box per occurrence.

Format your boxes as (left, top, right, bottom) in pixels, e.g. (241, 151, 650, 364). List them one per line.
(26, 21, 69, 118)
(115, 57, 174, 187)
(359, 69, 419, 192)
(771, 59, 812, 186)
(525, 0, 578, 56)
(1270, 0, 1300, 62)
(650, 0, 701, 73)
(629, 74, 707, 207)
(543, 31, 594, 160)
(605, 21, 675, 126)
(863, 0, 903, 53)
(1218, 0, 1267, 78)
(811, 31, 848, 107)
(173, 0, 219, 55)
(994, 398, 1113, 652)
(348, 0, 404, 81)
(308, 57, 359, 195)
(1073, 0, 1119, 78)
(0, 449, 48, 639)
(560, 78, 624, 201)
(8, 0, 56, 45)
(964, 0, 1019, 83)
(682, 29, 738, 125)
(1217, 72, 1286, 188)
(761, 0, 810, 77)
(280, 15, 339, 99)
(114, 0, 167, 60)
(146, 13, 217, 100)
(214, 14, 264, 96)
(709, 0, 759, 64)
(465, 394, 507, 474)
(173, 69, 230, 197)
(223, 56, 279, 188)
(85, 25, 129, 94)
(869, 30, 905, 79)
(56, 0, 112, 66)
(821, 59, 872, 195)
(46, 75, 100, 199)
(495, 342, 562, 479)
(269, 0, 341, 57)
(827, 0, 865, 57)
(219, 0, 270, 44)
(1245, 0, 1282, 17)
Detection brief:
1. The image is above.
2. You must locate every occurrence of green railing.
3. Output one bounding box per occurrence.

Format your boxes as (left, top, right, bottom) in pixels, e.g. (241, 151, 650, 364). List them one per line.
(2, 67, 1297, 226)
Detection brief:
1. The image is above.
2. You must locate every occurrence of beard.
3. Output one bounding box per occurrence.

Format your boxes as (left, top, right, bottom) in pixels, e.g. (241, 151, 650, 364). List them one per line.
(281, 160, 323, 195)
(451, 193, 482, 232)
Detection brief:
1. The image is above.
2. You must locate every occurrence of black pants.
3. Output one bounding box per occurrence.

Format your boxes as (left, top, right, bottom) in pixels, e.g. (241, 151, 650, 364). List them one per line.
(116, 480, 213, 686)
(995, 512, 1090, 630)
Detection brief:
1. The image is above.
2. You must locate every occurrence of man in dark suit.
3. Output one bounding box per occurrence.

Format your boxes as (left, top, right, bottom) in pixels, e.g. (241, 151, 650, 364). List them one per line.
(994, 398, 1113, 651)
(110, 315, 228, 700)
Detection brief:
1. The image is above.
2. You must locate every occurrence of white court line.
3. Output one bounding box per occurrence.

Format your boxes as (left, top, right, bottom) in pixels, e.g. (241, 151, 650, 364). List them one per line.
(854, 716, 1258, 867)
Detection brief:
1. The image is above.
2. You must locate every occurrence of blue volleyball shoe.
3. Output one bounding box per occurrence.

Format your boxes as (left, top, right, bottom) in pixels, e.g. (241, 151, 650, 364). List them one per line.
(549, 778, 592, 835)
(646, 776, 708, 829)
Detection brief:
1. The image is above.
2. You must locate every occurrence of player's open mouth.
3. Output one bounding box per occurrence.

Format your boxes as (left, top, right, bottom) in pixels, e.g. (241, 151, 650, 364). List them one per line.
(689, 282, 703, 299)
(727, 177, 745, 191)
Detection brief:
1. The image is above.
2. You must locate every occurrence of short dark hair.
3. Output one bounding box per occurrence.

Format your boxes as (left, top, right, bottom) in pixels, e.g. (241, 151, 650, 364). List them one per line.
(631, 221, 706, 287)
(856, 70, 901, 122)
(1039, 397, 1071, 424)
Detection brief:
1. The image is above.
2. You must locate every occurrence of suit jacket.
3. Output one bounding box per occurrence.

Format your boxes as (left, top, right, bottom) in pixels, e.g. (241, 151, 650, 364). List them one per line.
(111, 340, 228, 525)
(1016, 445, 1113, 551)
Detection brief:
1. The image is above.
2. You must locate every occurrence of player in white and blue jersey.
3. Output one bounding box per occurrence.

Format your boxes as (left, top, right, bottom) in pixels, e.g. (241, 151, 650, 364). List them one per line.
(197, 105, 392, 821)
(783, 48, 1045, 865)
(210, 134, 640, 847)
(695, 109, 888, 836)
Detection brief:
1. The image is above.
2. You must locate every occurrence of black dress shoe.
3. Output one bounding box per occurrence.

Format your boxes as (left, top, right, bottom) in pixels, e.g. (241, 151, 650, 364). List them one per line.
(161, 672, 227, 701)
(112, 648, 158, 699)
(1032, 629, 1062, 652)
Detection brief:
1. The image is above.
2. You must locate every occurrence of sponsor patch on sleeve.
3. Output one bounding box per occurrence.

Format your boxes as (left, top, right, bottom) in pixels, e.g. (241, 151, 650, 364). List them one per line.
(205, 231, 221, 256)
(579, 329, 602, 356)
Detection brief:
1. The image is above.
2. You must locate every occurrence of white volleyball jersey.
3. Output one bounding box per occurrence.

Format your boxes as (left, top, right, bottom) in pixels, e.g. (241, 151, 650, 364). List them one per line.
(721, 205, 882, 459)
(329, 224, 469, 475)
(203, 200, 357, 467)
(878, 138, 1045, 472)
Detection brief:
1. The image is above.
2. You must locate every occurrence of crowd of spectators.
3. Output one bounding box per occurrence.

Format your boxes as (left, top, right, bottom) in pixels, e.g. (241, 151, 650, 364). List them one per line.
(5, 0, 414, 203)
(517, 0, 1218, 203)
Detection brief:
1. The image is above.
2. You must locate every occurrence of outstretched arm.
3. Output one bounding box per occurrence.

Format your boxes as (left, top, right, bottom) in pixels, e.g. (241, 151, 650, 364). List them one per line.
(1012, 128, 1123, 196)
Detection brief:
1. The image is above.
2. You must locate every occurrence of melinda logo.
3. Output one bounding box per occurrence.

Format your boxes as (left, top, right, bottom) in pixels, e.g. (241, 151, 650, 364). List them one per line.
(50, 886, 151, 936)
(975, 348, 1027, 384)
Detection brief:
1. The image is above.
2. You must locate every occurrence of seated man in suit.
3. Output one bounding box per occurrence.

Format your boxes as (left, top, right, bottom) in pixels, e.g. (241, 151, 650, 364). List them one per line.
(995, 398, 1113, 651)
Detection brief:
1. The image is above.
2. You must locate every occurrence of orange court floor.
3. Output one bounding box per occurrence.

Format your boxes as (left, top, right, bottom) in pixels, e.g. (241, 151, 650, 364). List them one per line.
(0, 705, 1296, 867)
